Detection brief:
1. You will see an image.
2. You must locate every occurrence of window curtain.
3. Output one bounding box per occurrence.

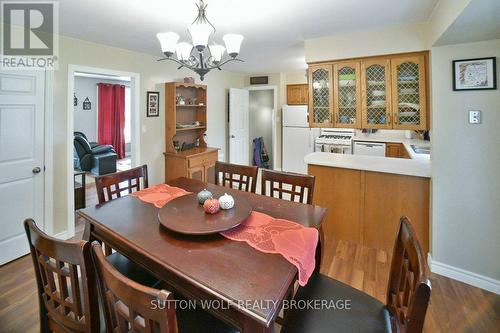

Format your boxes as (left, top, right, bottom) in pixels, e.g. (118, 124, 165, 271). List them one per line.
(97, 83, 125, 159)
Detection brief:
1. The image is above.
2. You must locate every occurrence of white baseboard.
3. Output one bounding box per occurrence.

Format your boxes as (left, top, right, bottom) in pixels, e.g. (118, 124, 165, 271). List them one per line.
(428, 254, 500, 295)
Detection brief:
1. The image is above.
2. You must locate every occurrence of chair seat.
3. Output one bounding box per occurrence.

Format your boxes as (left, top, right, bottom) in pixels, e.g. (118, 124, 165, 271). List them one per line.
(281, 274, 392, 333)
(176, 305, 239, 333)
(106, 252, 160, 288)
(107, 253, 236, 332)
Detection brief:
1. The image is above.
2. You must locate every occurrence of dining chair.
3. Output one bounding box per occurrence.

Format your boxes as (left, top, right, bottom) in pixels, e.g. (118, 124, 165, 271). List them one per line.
(281, 217, 432, 333)
(91, 242, 238, 333)
(215, 161, 259, 193)
(95, 164, 149, 204)
(24, 219, 161, 333)
(260, 169, 315, 204)
(24, 218, 99, 333)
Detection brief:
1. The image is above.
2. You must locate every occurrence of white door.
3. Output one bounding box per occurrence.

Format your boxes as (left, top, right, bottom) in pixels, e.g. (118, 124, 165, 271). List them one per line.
(229, 88, 249, 165)
(0, 70, 45, 265)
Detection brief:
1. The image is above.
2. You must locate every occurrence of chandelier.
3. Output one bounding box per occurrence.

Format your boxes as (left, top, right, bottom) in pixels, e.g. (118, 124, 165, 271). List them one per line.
(156, 0, 244, 81)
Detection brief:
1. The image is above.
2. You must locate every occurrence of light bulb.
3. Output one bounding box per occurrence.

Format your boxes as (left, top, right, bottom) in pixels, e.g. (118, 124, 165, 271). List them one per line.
(209, 44, 225, 63)
(223, 34, 243, 58)
(188, 22, 214, 52)
(176, 42, 193, 61)
(156, 32, 179, 57)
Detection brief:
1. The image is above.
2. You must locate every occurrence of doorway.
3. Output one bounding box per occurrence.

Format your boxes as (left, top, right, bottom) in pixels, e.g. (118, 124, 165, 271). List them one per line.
(248, 86, 277, 170)
(67, 65, 140, 237)
(73, 71, 133, 175)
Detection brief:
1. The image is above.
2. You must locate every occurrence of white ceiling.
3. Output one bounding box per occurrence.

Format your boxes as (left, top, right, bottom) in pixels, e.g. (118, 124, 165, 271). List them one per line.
(59, 0, 439, 73)
(434, 0, 500, 46)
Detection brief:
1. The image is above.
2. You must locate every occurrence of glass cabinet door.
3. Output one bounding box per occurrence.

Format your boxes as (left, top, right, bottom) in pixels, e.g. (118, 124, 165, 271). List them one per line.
(361, 59, 392, 129)
(391, 55, 427, 130)
(308, 65, 333, 127)
(333, 62, 361, 128)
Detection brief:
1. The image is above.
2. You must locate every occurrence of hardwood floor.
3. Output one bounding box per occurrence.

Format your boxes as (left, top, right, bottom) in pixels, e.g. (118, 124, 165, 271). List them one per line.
(1, 218, 498, 332)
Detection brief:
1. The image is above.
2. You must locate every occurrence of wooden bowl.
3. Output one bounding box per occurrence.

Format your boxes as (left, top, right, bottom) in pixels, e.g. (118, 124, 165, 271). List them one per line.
(158, 193, 252, 235)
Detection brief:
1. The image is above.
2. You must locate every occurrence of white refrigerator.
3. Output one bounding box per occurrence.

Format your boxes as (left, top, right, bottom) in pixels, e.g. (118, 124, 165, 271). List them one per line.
(282, 105, 320, 174)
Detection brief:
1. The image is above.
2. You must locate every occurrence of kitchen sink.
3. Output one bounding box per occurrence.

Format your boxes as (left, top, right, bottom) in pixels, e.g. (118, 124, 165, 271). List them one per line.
(411, 145, 431, 155)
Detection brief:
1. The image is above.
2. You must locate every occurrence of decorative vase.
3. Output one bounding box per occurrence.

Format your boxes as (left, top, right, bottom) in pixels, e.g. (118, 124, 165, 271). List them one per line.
(197, 189, 212, 204)
(218, 193, 235, 210)
(203, 198, 220, 214)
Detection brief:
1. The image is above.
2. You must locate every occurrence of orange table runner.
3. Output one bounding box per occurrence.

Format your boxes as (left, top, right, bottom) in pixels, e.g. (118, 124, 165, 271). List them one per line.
(132, 184, 318, 285)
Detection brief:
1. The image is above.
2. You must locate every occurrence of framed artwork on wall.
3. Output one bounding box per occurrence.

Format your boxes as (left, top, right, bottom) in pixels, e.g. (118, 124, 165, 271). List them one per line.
(83, 97, 92, 110)
(453, 57, 497, 91)
(147, 91, 160, 117)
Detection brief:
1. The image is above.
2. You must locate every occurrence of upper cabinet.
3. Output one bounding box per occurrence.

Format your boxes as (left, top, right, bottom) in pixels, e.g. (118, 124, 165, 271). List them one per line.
(391, 55, 427, 130)
(333, 62, 361, 128)
(307, 51, 429, 130)
(361, 59, 392, 129)
(308, 65, 333, 127)
(287, 84, 308, 105)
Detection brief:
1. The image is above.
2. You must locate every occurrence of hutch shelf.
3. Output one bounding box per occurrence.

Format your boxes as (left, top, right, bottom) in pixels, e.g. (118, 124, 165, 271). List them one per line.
(164, 82, 218, 183)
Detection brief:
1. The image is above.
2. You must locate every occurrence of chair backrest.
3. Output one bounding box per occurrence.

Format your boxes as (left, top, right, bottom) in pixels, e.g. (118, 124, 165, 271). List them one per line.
(24, 219, 99, 333)
(260, 169, 315, 204)
(95, 165, 149, 204)
(91, 242, 178, 333)
(74, 135, 93, 156)
(215, 161, 259, 193)
(74, 131, 88, 141)
(386, 217, 431, 333)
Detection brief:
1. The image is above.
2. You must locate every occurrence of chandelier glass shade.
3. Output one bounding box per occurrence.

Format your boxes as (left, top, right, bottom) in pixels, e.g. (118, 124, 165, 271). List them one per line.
(157, 0, 244, 80)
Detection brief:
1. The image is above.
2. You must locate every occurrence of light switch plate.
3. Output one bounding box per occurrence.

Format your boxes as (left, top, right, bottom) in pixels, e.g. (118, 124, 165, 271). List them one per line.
(469, 110, 481, 124)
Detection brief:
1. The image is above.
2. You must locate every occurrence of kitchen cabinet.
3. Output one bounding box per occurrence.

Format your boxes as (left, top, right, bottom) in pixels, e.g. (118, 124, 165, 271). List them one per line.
(308, 65, 333, 127)
(333, 62, 361, 128)
(307, 51, 429, 130)
(287, 84, 308, 105)
(385, 143, 411, 159)
(309, 164, 429, 254)
(361, 59, 392, 129)
(391, 55, 427, 130)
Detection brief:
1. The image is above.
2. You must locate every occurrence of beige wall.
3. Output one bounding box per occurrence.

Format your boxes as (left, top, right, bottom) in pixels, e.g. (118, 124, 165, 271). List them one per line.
(431, 39, 500, 280)
(51, 35, 245, 233)
(305, 23, 428, 63)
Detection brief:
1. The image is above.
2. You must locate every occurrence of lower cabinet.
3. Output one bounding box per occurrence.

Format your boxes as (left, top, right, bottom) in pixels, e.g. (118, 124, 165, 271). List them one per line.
(385, 143, 410, 159)
(164, 148, 219, 183)
(308, 164, 429, 254)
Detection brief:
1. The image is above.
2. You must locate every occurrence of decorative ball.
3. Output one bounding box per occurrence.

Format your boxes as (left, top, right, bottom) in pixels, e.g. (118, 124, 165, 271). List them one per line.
(197, 189, 212, 204)
(203, 198, 220, 214)
(218, 193, 235, 210)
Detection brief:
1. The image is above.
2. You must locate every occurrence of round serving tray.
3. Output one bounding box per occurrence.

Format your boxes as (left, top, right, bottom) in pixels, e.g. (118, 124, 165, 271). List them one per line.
(158, 193, 252, 235)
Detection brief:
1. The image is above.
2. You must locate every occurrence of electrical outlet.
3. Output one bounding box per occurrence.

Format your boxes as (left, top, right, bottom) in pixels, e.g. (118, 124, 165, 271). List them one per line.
(469, 110, 481, 124)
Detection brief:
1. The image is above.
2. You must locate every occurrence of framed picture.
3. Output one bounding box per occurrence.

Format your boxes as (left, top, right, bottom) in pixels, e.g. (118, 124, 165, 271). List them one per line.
(453, 57, 497, 91)
(146, 91, 160, 117)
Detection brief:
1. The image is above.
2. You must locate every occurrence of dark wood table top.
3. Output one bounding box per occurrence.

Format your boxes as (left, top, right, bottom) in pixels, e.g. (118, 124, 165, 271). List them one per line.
(78, 177, 326, 329)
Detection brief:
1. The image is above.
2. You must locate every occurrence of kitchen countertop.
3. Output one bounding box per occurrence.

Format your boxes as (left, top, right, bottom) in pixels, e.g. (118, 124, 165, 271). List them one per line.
(352, 136, 430, 161)
(305, 135, 431, 178)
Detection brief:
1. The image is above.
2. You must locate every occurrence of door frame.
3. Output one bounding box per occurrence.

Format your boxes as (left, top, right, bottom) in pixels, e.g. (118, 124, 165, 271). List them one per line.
(66, 65, 141, 238)
(247, 85, 278, 170)
(44, 70, 54, 235)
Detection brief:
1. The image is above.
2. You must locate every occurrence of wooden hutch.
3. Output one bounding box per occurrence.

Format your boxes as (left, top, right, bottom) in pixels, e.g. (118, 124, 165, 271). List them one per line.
(164, 82, 218, 183)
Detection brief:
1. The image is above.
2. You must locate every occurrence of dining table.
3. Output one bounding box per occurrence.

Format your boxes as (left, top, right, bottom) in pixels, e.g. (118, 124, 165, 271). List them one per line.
(78, 177, 327, 332)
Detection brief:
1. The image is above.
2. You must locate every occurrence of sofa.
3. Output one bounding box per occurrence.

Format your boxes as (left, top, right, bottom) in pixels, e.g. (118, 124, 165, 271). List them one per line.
(73, 133, 117, 175)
